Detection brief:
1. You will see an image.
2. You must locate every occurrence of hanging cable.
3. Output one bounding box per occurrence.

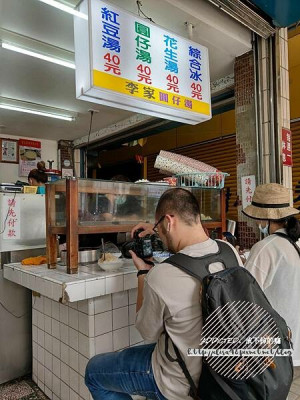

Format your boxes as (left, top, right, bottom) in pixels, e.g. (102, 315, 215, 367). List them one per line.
(85, 109, 95, 178)
(0, 192, 17, 235)
(0, 295, 36, 319)
(86, 110, 94, 155)
(0, 299, 29, 319)
(136, 1, 155, 23)
(137, 0, 140, 17)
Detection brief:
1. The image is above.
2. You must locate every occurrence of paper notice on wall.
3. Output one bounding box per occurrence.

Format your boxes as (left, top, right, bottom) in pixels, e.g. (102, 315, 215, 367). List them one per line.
(241, 175, 256, 209)
(1, 139, 17, 162)
(19, 139, 42, 177)
(1, 195, 21, 240)
(61, 168, 73, 178)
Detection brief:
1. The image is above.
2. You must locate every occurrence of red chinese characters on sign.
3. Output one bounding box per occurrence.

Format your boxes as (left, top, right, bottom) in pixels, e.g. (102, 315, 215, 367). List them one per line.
(166, 74, 179, 93)
(7, 229, 17, 238)
(137, 64, 152, 85)
(241, 175, 256, 209)
(245, 178, 253, 198)
(191, 82, 202, 100)
(104, 53, 121, 75)
(2, 196, 21, 240)
(18, 139, 41, 149)
(4, 196, 19, 239)
(282, 128, 292, 166)
(7, 198, 16, 207)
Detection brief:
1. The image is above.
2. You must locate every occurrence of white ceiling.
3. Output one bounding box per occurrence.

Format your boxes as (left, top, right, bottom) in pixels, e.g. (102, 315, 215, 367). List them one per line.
(0, 0, 252, 142)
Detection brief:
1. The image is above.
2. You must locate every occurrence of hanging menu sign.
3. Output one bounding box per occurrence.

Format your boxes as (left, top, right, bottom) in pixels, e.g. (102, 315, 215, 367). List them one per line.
(74, 0, 211, 125)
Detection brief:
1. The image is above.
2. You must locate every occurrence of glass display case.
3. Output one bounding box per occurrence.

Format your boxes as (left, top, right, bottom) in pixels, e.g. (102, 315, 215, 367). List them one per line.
(46, 178, 226, 274)
(46, 178, 169, 273)
(52, 179, 169, 227)
(177, 172, 227, 239)
(190, 187, 226, 237)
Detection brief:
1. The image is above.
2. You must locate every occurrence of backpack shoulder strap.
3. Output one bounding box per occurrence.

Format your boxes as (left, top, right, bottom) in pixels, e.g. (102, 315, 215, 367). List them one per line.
(274, 232, 300, 257)
(164, 330, 242, 400)
(164, 333, 201, 400)
(164, 240, 239, 281)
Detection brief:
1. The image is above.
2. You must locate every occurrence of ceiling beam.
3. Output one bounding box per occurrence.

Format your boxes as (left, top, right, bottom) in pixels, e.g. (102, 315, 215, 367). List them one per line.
(206, 0, 275, 39)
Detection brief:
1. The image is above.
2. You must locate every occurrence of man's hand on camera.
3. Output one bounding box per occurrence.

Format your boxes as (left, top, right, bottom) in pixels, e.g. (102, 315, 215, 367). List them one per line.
(131, 223, 154, 238)
(129, 250, 153, 272)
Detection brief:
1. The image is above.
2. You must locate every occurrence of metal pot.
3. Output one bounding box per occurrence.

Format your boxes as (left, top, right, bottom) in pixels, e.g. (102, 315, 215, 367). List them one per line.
(60, 248, 100, 265)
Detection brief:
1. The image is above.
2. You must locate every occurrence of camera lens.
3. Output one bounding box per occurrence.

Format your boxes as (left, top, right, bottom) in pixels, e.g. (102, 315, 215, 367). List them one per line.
(121, 241, 135, 258)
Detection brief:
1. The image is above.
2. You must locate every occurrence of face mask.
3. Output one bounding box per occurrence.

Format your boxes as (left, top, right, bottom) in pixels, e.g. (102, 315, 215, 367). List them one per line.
(259, 222, 269, 236)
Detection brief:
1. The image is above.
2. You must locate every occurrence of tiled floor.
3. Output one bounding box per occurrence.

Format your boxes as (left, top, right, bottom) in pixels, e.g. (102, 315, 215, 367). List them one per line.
(289, 367, 300, 400)
(0, 375, 48, 400)
(1, 367, 299, 400)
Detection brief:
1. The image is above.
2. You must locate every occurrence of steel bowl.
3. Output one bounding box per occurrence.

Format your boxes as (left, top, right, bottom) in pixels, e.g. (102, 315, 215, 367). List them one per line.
(60, 248, 101, 265)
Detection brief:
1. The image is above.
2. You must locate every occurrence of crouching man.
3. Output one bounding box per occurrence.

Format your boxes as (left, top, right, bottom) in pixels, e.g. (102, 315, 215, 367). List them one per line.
(85, 188, 239, 399)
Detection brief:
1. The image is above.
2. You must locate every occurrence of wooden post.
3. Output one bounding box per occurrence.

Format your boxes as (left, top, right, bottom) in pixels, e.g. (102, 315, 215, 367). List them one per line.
(66, 178, 79, 274)
(143, 156, 147, 179)
(46, 183, 57, 269)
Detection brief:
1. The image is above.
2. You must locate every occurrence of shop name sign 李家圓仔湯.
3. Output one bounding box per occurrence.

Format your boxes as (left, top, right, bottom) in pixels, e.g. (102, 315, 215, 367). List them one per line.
(74, 0, 211, 125)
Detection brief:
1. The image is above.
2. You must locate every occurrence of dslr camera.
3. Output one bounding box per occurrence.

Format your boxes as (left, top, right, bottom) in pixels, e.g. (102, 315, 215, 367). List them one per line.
(121, 228, 153, 259)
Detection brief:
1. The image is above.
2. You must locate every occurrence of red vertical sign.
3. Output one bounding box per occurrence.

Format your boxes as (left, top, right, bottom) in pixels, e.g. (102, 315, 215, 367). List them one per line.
(282, 128, 292, 166)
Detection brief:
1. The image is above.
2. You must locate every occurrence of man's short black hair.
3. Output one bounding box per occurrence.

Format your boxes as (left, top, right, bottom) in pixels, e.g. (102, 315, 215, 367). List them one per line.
(156, 188, 200, 226)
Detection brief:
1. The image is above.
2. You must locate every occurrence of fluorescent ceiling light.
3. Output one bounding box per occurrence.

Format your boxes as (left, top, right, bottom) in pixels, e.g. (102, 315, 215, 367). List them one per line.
(0, 104, 74, 121)
(38, 0, 88, 20)
(1, 42, 75, 69)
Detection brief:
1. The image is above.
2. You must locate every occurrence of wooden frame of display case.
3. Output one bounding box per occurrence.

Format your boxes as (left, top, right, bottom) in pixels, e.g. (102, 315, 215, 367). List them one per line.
(46, 178, 226, 274)
(46, 178, 148, 274)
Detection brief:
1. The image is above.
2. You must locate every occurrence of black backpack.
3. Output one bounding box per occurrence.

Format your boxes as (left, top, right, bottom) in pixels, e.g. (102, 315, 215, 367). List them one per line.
(164, 240, 294, 400)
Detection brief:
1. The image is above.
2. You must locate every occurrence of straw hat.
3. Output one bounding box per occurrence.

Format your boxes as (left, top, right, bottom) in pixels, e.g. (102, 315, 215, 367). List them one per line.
(242, 183, 299, 221)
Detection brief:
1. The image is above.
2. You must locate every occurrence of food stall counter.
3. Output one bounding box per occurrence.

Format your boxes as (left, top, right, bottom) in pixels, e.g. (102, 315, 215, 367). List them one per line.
(4, 261, 142, 400)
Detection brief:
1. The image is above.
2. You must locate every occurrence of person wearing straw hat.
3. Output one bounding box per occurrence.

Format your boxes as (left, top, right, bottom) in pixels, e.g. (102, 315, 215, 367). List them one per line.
(243, 183, 300, 367)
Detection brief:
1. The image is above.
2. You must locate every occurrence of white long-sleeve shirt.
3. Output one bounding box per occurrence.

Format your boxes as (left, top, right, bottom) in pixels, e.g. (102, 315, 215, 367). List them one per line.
(245, 228, 300, 366)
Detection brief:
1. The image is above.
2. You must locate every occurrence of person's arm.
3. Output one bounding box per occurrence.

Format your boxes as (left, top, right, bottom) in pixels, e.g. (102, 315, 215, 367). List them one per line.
(135, 275, 166, 342)
(136, 274, 146, 312)
(130, 250, 166, 342)
(130, 250, 153, 312)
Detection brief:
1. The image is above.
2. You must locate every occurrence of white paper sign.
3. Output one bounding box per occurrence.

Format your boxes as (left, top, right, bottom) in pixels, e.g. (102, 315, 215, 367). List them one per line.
(1, 195, 21, 240)
(241, 175, 256, 209)
(62, 168, 74, 178)
(74, 0, 211, 125)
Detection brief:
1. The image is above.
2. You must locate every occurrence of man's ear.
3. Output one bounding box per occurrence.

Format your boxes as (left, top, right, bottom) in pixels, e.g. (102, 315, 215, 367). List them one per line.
(165, 214, 173, 232)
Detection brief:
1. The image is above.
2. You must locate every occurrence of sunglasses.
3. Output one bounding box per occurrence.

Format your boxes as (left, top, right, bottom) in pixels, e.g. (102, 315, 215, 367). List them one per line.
(153, 214, 174, 234)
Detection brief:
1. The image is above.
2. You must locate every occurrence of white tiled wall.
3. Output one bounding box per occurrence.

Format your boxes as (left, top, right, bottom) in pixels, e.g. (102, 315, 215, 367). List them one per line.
(32, 288, 143, 400)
